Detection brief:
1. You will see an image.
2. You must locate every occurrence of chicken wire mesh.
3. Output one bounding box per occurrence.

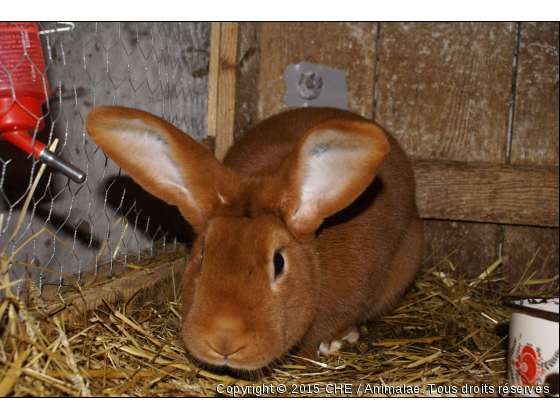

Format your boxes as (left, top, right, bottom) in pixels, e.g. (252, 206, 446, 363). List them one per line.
(0, 22, 210, 297)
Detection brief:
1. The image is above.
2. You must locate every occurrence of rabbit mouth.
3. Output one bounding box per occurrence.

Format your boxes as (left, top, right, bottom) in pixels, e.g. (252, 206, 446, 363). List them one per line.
(183, 333, 285, 372)
(192, 346, 278, 372)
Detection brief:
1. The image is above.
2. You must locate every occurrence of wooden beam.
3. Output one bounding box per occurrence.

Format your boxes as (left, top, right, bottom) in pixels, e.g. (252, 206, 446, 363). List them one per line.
(414, 160, 559, 227)
(206, 22, 221, 139)
(34, 258, 187, 331)
(213, 22, 239, 162)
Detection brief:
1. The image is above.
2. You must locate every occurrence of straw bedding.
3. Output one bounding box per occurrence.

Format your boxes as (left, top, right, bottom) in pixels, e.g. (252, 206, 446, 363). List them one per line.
(0, 249, 558, 397)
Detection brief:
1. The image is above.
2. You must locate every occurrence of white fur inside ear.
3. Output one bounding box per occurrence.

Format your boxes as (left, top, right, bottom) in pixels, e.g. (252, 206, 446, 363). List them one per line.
(299, 141, 362, 208)
(114, 128, 186, 189)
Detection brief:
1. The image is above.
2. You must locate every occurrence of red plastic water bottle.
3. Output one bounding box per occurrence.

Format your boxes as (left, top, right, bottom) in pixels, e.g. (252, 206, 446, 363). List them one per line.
(0, 22, 85, 183)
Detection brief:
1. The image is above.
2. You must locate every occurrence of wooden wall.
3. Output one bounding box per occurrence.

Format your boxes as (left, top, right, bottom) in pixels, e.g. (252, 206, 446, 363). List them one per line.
(213, 22, 559, 281)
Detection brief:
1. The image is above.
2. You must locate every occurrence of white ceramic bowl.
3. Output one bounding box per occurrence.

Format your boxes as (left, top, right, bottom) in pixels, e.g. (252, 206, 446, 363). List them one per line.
(504, 297, 559, 397)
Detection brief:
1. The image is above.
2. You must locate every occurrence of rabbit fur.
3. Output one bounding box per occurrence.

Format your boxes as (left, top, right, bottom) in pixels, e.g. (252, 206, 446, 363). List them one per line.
(86, 106, 424, 371)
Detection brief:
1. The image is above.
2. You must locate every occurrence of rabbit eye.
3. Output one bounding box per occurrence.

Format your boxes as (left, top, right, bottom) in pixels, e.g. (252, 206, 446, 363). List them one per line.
(273, 252, 284, 278)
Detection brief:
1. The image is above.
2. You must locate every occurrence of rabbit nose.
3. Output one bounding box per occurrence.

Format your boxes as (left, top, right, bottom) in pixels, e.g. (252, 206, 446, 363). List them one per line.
(205, 316, 247, 357)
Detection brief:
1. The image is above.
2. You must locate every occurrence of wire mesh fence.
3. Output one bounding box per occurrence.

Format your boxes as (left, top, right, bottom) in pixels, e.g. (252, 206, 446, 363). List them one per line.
(0, 22, 210, 296)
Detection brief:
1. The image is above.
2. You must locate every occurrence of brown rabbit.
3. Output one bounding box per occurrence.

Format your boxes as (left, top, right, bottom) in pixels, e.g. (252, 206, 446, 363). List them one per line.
(86, 106, 423, 371)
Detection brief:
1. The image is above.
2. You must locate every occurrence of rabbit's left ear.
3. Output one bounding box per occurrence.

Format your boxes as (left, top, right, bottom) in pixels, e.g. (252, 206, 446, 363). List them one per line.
(86, 107, 240, 232)
(280, 120, 389, 237)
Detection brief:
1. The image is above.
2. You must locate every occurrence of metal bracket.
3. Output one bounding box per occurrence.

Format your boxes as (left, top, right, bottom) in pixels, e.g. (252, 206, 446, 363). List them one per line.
(282, 62, 348, 110)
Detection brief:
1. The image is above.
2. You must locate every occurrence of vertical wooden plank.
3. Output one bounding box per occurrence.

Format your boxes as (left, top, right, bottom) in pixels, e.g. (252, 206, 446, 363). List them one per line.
(504, 23, 559, 282)
(257, 22, 378, 120)
(376, 22, 515, 163)
(206, 22, 221, 139)
(423, 220, 501, 277)
(511, 22, 559, 166)
(214, 22, 238, 162)
(374, 23, 516, 277)
(503, 226, 559, 282)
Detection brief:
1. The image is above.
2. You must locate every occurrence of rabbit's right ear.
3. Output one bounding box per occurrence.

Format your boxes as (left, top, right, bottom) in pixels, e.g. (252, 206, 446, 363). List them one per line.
(86, 107, 240, 232)
(280, 119, 390, 238)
